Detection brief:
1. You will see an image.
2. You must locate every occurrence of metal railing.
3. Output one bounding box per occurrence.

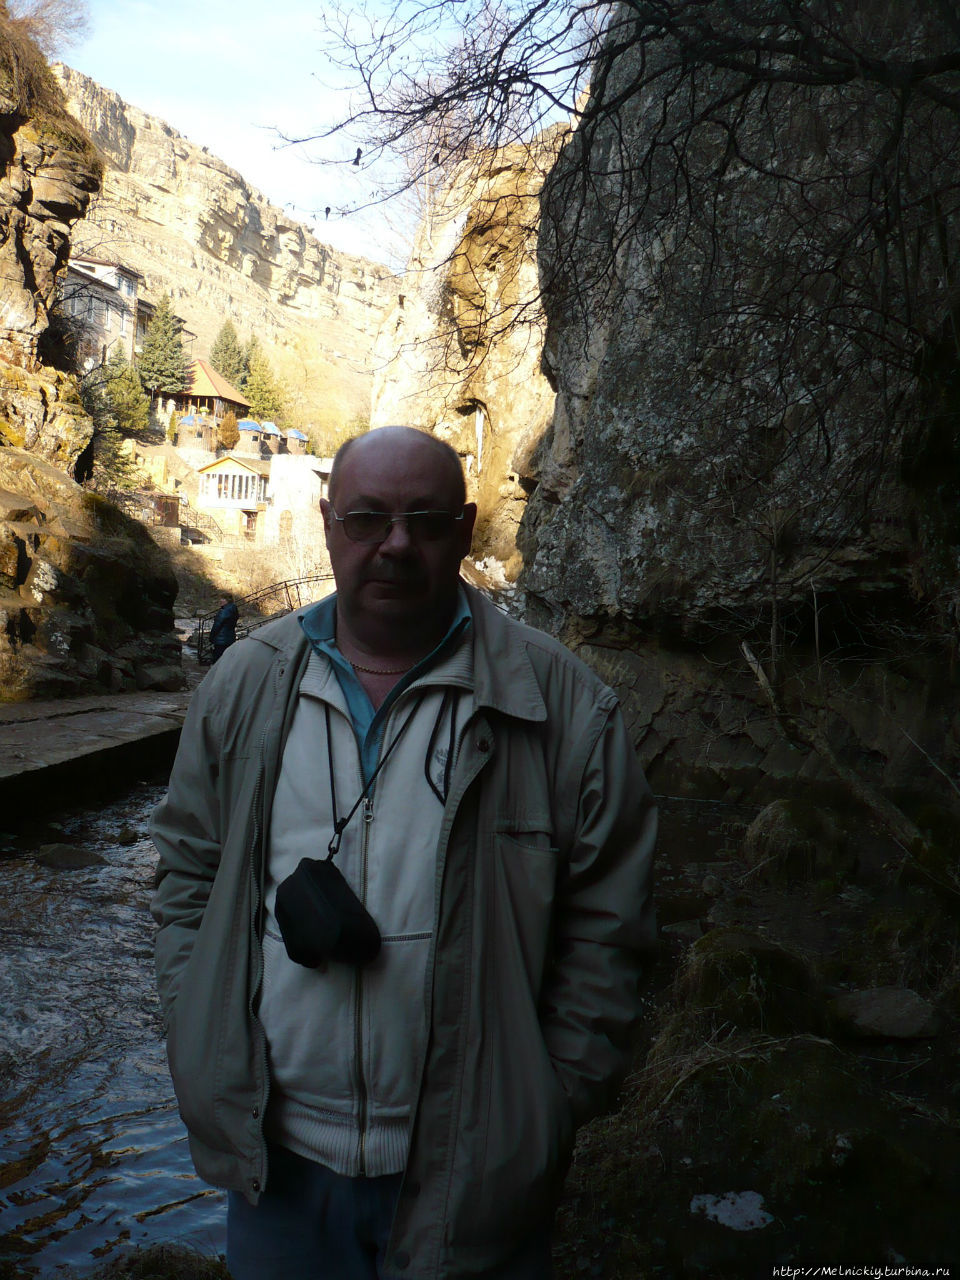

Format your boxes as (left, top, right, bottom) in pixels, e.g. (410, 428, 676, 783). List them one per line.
(178, 498, 224, 544)
(197, 573, 334, 663)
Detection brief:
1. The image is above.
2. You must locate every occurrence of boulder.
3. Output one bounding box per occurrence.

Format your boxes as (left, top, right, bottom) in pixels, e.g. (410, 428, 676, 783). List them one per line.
(36, 842, 104, 870)
(742, 799, 858, 886)
(831, 987, 941, 1039)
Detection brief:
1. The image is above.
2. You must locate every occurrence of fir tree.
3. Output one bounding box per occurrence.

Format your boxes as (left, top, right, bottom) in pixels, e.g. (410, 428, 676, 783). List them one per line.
(239, 335, 260, 391)
(243, 346, 287, 425)
(137, 293, 189, 398)
(209, 320, 245, 389)
(102, 347, 150, 437)
(79, 372, 139, 492)
(167, 408, 179, 443)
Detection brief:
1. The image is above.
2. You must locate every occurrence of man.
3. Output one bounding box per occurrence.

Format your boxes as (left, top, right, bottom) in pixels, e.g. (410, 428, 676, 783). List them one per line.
(150, 426, 656, 1279)
(208, 593, 239, 663)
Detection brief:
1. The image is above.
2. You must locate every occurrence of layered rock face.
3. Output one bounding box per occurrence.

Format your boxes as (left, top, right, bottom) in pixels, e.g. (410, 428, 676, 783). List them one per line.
(0, 33, 179, 699)
(370, 137, 559, 579)
(54, 65, 398, 436)
(0, 447, 180, 698)
(372, 9, 960, 799)
(0, 34, 99, 466)
(514, 10, 960, 797)
(528, 33, 948, 636)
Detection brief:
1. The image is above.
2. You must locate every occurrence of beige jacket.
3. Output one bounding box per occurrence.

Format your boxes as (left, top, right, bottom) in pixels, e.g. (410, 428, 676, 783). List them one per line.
(150, 584, 657, 1277)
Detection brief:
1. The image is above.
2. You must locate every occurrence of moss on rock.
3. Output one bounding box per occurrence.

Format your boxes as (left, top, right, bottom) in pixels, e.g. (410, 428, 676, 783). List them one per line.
(742, 798, 858, 886)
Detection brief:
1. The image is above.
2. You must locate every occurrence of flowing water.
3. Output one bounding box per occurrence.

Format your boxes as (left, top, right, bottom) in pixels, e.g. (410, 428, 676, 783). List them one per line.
(0, 783, 226, 1278)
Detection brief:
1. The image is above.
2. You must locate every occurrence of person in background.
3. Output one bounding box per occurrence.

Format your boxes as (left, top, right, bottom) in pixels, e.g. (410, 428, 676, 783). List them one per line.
(150, 426, 657, 1279)
(208, 593, 238, 663)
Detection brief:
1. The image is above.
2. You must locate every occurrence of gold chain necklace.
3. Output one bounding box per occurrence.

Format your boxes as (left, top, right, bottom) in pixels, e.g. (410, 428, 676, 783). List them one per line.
(348, 658, 415, 675)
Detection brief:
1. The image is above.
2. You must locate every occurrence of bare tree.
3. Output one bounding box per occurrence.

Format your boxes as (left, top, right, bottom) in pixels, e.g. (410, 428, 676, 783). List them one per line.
(309, 1, 960, 634)
(304, 1, 960, 858)
(3, 0, 90, 55)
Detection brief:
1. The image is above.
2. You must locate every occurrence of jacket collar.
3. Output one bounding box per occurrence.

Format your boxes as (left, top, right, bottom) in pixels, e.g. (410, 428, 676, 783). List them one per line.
(249, 581, 548, 725)
(462, 582, 547, 724)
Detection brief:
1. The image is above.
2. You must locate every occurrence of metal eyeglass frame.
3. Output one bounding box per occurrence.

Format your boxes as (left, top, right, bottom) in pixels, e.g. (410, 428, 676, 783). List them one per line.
(331, 508, 466, 544)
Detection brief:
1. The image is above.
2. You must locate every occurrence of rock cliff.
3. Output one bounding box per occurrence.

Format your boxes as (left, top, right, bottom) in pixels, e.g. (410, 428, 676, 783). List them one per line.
(54, 64, 399, 436)
(0, 27, 99, 467)
(0, 27, 179, 699)
(370, 136, 559, 579)
(371, 10, 960, 802)
(0, 446, 179, 698)
(521, 8, 960, 797)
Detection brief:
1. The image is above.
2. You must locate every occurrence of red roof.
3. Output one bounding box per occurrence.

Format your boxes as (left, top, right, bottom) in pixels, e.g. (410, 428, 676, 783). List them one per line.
(187, 358, 251, 408)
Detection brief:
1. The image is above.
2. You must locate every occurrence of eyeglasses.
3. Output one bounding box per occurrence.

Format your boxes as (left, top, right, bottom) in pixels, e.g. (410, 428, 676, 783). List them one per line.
(331, 508, 466, 544)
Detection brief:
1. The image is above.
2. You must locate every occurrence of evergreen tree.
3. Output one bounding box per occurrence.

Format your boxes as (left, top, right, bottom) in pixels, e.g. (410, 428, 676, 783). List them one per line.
(167, 407, 179, 443)
(218, 409, 240, 450)
(210, 320, 246, 389)
(243, 346, 287, 425)
(102, 347, 150, 437)
(78, 372, 139, 492)
(137, 293, 189, 398)
(239, 335, 260, 391)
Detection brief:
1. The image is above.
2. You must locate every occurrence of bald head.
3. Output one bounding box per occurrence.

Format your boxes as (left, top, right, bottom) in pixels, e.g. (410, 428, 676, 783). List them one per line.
(328, 426, 466, 509)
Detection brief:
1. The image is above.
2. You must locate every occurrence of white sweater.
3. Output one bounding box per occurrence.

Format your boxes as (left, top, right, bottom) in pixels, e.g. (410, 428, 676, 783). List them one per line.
(259, 639, 474, 1177)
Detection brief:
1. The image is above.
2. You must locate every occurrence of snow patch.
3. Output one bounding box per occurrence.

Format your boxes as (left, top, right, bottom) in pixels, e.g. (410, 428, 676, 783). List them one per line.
(690, 1190, 774, 1231)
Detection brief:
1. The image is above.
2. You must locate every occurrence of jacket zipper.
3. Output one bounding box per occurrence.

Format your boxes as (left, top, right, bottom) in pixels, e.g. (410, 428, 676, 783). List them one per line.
(247, 708, 275, 1192)
(355, 793, 375, 1175)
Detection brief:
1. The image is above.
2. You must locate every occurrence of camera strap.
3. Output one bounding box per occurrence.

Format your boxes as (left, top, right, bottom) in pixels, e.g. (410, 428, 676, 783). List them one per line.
(323, 698, 423, 862)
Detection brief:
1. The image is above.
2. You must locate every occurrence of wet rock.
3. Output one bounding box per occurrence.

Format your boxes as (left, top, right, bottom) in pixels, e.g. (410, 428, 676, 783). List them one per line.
(35, 842, 105, 870)
(831, 987, 941, 1039)
(115, 826, 139, 846)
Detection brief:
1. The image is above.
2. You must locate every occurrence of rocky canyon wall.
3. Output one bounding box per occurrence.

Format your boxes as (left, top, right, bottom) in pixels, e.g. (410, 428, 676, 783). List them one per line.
(520, 6, 960, 798)
(0, 30, 178, 699)
(371, 8, 960, 803)
(54, 65, 399, 437)
(0, 30, 98, 468)
(370, 136, 560, 581)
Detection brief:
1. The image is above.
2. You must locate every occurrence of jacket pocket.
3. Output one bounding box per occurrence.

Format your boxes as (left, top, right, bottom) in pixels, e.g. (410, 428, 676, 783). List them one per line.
(259, 927, 358, 1115)
(165, 947, 247, 1155)
(490, 820, 559, 998)
(450, 964, 574, 1252)
(363, 932, 432, 1120)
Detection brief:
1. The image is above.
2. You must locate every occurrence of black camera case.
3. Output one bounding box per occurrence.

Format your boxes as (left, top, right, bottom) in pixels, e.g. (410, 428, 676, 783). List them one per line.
(275, 857, 382, 968)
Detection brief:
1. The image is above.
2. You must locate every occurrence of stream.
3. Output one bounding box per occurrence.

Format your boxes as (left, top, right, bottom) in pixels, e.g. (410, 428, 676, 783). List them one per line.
(0, 779, 745, 1278)
(0, 782, 225, 1278)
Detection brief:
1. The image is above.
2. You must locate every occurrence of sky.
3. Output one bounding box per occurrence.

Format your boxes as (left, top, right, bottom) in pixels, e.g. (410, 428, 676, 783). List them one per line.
(62, 0, 413, 264)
